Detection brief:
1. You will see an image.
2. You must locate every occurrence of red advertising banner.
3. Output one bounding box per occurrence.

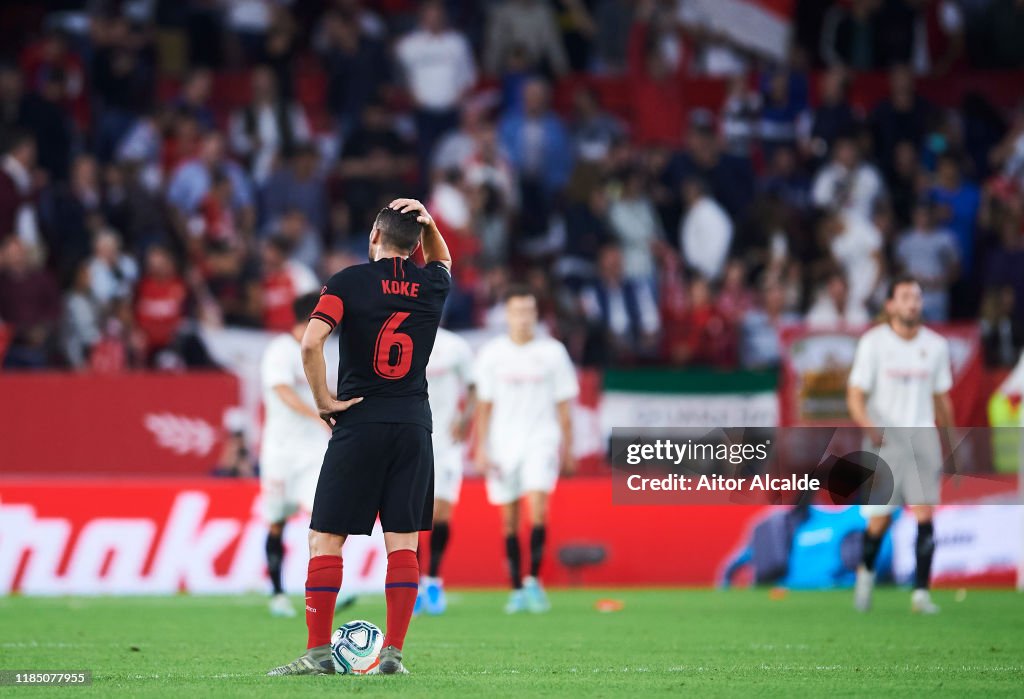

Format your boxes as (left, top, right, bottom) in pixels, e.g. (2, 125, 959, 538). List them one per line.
(2, 478, 1015, 595)
(0, 373, 240, 476)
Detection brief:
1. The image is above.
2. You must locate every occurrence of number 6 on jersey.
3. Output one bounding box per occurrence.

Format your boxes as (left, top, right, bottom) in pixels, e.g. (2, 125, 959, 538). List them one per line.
(374, 312, 414, 379)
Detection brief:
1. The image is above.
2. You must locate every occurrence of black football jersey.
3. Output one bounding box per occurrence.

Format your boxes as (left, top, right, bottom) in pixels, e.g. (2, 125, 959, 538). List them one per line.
(310, 256, 451, 430)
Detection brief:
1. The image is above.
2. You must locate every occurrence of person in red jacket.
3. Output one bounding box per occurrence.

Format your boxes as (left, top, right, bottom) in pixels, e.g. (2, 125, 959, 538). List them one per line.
(134, 245, 188, 359)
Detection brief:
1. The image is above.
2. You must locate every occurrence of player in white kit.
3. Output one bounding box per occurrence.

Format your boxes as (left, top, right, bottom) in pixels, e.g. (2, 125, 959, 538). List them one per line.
(472, 285, 578, 613)
(846, 275, 955, 614)
(260, 292, 331, 618)
(415, 326, 475, 615)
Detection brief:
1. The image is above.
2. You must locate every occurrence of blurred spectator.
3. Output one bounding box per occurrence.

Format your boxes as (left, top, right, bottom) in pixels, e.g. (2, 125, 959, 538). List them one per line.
(174, 68, 215, 131)
(464, 124, 519, 266)
(609, 167, 663, 285)
(229, 66, 311, 184)
(805, 269, 871, 328)
(570, 85, 627, 163)
(87, 228, 138, 311)
(739, 276, 799, 369)
(716, 259, 756, 324)
(91, 16, 155, 162)
(259, 236, 319, 332)
(759, 69, 808, 158)
(319, 9, 390, 140)
(261, 144, 327, 235)
(811, 136, 884, 219)
(663, 275, 735, 367)
(800, 67, 858, 162)
(114, 106, 161, 189)
(0, 130, 42, 259)
(273, 209, 323, 272)
(499, 78, 574, 196)
(39, 154, 103, 279)
(980, 286, 1023, 367)
(929, 151, 981, 313)
(593, 0, 633, 73)
(885, 139, 925, 228)
(337, 100, 415, 231)
(919, 0, 966, 76)
(133, 244, 187, 359)
(990, 103, 1024, 189)
(821, 0, 882, 71)
(556, 0, 599, 72)
(759, 146, 812, 214)
(894, 199, 960, 321)
(485, 0, 570, 78)
(191, 170, 242, 249)
(580, 242, 660, 365)
(18, 29, 87, 129)
(432, 103, 488, 174)
(983, 209, 1024, 328)
(167, 131, 255, 232)
(396, 1, 477, 179)
(871, 65, 932, 167)
(679, 177, 732, 282)
(101, 161, 175, 256)
(5, 66, 75, 184)
(822, 209, 883, 318)
(0, 237, 60, 368)
(262, 4, 299, 98)
(63, 259, 102, 369)
(559, 184, 613, 289)
(721, 75, 761, 159)
(200, 241, 261, 328)
(664, 112, 756, 222)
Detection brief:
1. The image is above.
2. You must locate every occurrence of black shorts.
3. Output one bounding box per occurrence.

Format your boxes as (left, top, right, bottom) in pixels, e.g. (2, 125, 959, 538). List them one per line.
(310, 423, 434, 536)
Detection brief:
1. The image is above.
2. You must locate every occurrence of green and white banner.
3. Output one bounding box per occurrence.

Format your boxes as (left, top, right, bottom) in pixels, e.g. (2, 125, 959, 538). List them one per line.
(600, 369, 779, 431)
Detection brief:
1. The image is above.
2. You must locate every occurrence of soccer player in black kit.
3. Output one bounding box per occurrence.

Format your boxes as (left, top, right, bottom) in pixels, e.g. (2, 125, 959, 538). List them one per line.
(268, 198, 451, 677)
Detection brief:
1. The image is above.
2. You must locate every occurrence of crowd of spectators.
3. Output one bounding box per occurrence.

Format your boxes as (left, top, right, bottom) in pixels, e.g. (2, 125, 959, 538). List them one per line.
(1, 0, 1023, 373)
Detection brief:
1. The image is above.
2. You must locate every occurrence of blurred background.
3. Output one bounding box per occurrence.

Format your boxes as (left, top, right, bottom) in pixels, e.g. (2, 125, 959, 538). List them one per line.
(0, 0, 1021, 595)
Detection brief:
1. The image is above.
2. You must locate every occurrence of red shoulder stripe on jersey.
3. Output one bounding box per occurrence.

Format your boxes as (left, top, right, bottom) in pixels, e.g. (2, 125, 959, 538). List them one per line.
(310, 294, 344, 329)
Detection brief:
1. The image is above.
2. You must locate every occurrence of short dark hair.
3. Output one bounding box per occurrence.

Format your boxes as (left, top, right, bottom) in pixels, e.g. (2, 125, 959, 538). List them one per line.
(504, 283, 536, 303)
(293, 291, 320, 323)
(887, 273, 920, 299)
(373, 206, 423, 253)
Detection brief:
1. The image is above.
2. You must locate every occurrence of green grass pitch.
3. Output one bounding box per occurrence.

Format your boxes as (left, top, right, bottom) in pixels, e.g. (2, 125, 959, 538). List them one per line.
(2, 589, 1022, 697)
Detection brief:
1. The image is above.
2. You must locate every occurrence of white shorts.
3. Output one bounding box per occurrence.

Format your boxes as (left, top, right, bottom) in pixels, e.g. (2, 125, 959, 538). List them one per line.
(433, 439, 465, 504)
(260, 452, 322, 523)
(859, 429, 942, 518)
(485, 445, 559, 506)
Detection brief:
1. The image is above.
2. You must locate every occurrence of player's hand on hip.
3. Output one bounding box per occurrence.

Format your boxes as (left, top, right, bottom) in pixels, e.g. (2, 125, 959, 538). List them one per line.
(560, 445, 576, 476)
(450, 416, 470, 443)
(470, 447, 497, 476)
(866, 425, 884, 447)
(317, 397, 363, 427)
(389, 198, 433, 227)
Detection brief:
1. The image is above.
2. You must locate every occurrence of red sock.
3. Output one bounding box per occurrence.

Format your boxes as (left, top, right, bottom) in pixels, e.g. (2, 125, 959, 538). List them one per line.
(305, 555, 342, 649)
(382, 549, 419, 650)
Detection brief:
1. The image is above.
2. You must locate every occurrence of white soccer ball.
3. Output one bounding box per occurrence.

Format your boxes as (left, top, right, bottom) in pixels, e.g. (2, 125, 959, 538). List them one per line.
(330, 619, 384, 675)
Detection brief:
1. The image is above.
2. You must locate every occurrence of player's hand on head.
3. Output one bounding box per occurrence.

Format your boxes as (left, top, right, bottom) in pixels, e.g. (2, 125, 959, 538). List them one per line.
(389, 198, 433, 227)
(317, 396, 364, 427)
